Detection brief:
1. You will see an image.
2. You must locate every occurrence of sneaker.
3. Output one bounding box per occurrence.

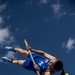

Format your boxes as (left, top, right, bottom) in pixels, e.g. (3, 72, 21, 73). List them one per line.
(2, 57, 11, 62)
(5, 46, 15, 52)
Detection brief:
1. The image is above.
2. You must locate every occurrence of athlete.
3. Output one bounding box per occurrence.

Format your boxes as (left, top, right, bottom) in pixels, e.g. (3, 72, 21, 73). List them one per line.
(2, 46, 65, 75)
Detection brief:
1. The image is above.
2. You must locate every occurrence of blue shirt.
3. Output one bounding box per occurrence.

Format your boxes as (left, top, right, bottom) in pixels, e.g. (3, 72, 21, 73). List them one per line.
(22, 53, 51, 74)
(34, 56, 50, 73)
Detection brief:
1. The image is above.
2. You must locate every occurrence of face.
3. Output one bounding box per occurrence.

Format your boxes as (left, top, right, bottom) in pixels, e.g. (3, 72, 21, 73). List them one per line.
(48, 59, 57, 71)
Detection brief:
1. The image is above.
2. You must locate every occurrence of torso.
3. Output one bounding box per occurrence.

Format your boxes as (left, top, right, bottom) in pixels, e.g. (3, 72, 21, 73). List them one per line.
(34, 56, 50, 74)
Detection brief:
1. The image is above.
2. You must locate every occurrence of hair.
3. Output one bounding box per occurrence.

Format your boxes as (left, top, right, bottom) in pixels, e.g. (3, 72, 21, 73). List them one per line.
(53, 59, 65, 75)
(61, 69, 65, 75)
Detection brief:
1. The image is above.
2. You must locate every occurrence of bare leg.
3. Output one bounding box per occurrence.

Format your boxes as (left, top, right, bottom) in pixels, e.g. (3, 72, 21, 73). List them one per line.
(12, 59, 25, 66)
(14, 48, 29, 58)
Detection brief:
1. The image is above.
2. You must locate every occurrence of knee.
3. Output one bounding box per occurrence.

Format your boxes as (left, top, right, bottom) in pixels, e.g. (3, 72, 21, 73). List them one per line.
(23, 50, 29, 54)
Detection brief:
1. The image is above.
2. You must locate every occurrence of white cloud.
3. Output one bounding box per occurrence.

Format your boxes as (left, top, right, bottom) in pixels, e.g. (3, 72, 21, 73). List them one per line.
(0, 28, 19, 62)
(51, 0, 67, 19)
(0, 3, 7, 12)
(70, 13, 75, 16)
(0, 28, 10, 43)
(40, 0, 49, 4)
(5, 51, 16, 59)
(57, 12, 66, 19)
(0, 28, 16, 47)
(62, 38, 75, 51)
(51, 3, 61, 14)
(51, 3, 66, 19)
(66, 38, 75, 50)
(0, 27, 20, 63)
(0, 51, 17, 63)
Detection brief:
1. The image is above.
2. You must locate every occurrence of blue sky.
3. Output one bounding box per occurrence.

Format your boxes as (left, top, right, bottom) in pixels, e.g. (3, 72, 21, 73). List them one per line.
(0, 0, 75, 75)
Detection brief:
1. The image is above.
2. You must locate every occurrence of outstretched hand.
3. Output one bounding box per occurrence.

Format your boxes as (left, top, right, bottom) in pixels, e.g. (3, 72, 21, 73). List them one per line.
(26, 45, 32, 51)
(33, 64, 40, 72)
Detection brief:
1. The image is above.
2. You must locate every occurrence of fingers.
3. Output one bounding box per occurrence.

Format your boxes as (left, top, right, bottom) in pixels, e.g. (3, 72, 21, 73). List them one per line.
(26, 45, 32, 51)
(33, 64, 40, 71)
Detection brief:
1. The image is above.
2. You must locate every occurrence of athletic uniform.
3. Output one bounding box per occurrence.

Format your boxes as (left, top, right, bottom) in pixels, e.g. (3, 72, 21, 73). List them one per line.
(22, 52, 52, 75)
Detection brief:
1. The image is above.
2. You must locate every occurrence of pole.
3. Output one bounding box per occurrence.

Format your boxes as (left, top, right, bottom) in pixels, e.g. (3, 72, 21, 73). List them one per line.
(24, 39, 40, 75)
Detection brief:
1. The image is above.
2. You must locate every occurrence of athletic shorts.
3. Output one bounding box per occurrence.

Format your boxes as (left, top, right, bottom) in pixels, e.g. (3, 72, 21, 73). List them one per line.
(22, 52, 40, 72)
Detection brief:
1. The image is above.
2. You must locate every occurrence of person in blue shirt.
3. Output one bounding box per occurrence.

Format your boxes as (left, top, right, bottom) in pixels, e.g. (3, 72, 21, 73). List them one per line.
(2, 46, 65, 75)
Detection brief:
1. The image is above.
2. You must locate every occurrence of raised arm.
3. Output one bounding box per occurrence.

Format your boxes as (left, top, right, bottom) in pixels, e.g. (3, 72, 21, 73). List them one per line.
(32, 49, 56, 60)
(26, 46, 56, 60)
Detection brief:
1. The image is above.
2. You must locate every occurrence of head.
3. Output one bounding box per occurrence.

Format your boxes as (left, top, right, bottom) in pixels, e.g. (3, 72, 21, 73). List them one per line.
(48, 59, 65, 75)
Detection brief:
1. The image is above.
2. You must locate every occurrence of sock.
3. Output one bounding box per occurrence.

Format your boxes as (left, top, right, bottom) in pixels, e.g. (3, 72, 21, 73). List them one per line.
(13, 48, 16, 52)
(8, 59, 14, 63)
